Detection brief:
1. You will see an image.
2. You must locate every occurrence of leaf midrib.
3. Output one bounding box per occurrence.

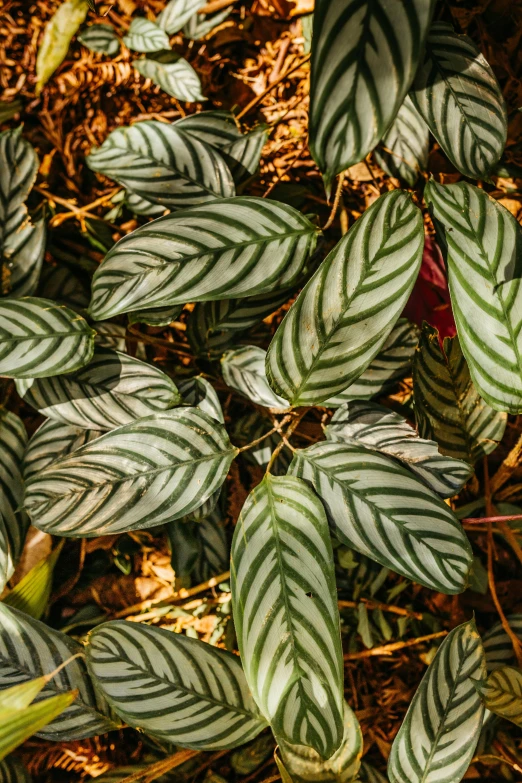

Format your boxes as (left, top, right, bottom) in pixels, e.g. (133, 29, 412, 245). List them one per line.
(0, 330, 91, 344)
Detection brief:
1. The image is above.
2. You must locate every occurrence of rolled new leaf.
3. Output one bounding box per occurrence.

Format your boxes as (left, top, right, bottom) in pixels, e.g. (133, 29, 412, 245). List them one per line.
(89, 198, 318, 320)
(288, 442, 473, 594)
(222, 345, 289, 409)
(24, 408, 238, 536)
(425, 180, 522, 413)
(0, 298, 95, 379)
(231, 475, 344, 758)
(0, 604, 116, 740)
(309, 0, 434, 192)
(388, 620, 486, 783)
(475, 666, 522, 728)
(16, 348, 181, 431)
(266, 190, 424, 406)
(86, 621, 267, 749)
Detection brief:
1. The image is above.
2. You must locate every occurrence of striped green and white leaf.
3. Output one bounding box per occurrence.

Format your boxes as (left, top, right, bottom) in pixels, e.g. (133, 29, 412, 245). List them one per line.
(475, 666, 522, 728)
(94, 322, 148, 357)
(90, 198, 318, 320)
(413, 323, 507, 464)
(0, 689, 76, 762)
(325, 319, 419, 406)
(183, 484, 222, 522)
(0, 127, 45, 299)
(0, 604, 116, 741)
(38, 263, 90, 313)
(276, 702, 362, 782)
(178, 375, 224, 422)
(221, 127, 269, 187)
(193, 510, 229, 583)
(183, 6, 232, 40)
(157, 0, 206, 34)
(288, 442, 473, 594)
(0, 298, 95, 379)
(123, 18, 170, 52)
(0, 411, 28, 593)
(128, 304, 182, 327)
(412, 23, 507, 180)
(266, 190, 424, 406)
(359, 763, 388, 783)
(388, 620, 487, 783)
(425, 180, 522, 413)
(87, 121, 231, 210)
(309, 0, 434, 192)
(78, 23, 120, 55)
(325, 401, 473, 498)
(16, 348, 180, 431)
(24, 408, 237, 537)
(222, 346, 289, 409)
(125, 190, 166, 217)
(23, 419, 99, 482)
(482, 615, 522, 671)
(231, 475, 344, 757)
(0, 755, 33, 782)
(87, 620, 267, 749)
(374, 96, 428, 187)
(133, 56, 205, 102)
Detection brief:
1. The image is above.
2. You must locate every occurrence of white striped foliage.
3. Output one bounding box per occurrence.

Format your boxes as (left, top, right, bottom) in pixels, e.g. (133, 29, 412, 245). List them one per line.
(276, 702, 362, 782)
(16, 347, 181, 431)
(388, 620, 487, 783)
(0, 127, 45, 299)
(413, 323, 507, 464)
(374, 96, 429, 187)
(178, 375, 224, 422)
(0, 604, 116, 741)
(482, 615, 522, 671)
(24, 408, 237, 537)
(0, 411, 28, 593)
(412, 23, 507, 180)
(125, 190, 165, 217)
(325, 319, 419, 406)
(89, 198, 318, 320)
(288, 442, 473, 594)
(157, 0, 206, 34)
(0, 756, 32, 782)
(325, 401, 473, 498)
(266, 190, 424, 406)
(425, 180, 522, 413)
(183, 6, 232, 39)
(38, 263, 90, 313)
(309, 0, 434, 192)
(0, 298, 95, 379)
(123, 18, 170, 52)
(78, 23, 120, 55)
(231, 475, 344, 758)
(222, 346, 289, 409)
(133, 56, 205, 102)
(475, 666, 522, 728)
(86, 620, 267, 749)
(87, 121, 231, 209)
(23, 419, 99, 482)
(193, 510, 229, 583)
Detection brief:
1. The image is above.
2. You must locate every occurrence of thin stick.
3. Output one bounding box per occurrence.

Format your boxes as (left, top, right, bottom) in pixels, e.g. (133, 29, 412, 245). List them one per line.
(344, 630, 448, 660)
(322, 171, 346, 230)
(338, 598, 423, 621)
(49, 187, 121, 227)
(463, 514, 522, 524)
(238, 426, 279, 453)
(118, 750, 199, 783)
(263, 142, 308, 198)
(199, 0, 236, 13)
(236, 54, 311, 121)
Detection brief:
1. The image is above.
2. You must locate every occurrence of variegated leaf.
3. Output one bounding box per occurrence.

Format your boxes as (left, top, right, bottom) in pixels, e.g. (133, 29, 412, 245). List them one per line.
(183, 7, 232, 40)
(0, 298, 95, 379)
(325, 401, 473, 498)
(266, 190, 424, 405)
(86, 620, 267, 749)
(231, 475, 344, 757)
(374, 96, 428, 186)
(193, 510, 229, 583)
(78, 23, 120, 55)
(157, 0, 206, 34)
(124, 190, 165, 217)
(0, 755, 33, 782)
(288, 441, 473, 594)
(87, 121, 231, 209)
(0, 604, 116, 741)
(413, 323, 507, 464)
(309, 0, 434, 191)
(178, 375, 224, 422)
(23, 418, 99, 482)
(133, 57, 205, 102)
(123, 18, 170, 52)
(0, 411, 28, 592)
(482, 615, 522, 671)
(425, 180, 522, 413)
(388, 620, 486, 783)
(24, 408, 237, 536)
(475, 666, 522, 728)
(412, 23, 507, 180)
(16, 347, 180, 431)
(89, 198, 318, 320)
(222, 346, 289, 409)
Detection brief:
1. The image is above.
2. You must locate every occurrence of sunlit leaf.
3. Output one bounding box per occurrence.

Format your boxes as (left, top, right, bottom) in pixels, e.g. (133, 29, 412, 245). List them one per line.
(178, 375, 224, 423)
(222, 346, 289, 409)
(23, 419, 99, 483)
(123, 18, 170, 52)
(2, 544, 62, 620)
(0, 691, 76, 761)
(157, 0, 207, 34)
(35, 0, 89, 93)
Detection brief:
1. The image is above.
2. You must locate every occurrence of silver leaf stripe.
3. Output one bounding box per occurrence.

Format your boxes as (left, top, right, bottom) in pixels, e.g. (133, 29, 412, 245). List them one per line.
(23, 418, 99, 483)
(0, 410, 28, 592)
(86, 621, 267, 749)
(123, 18, 170, 52)
(374, 95, 429, 187)
(266, 191, 424, 405)
(89, 198, 318, 320)
(325, 401, 473, 498)
(388, 620, 486, 783)
(24, 408, 238, 537)
(183, 6, 232, 39)
(475, 666, 522, 727)
(16, 348, 181, 431)
(482, 615, 522, 671)
(125, 191, 165, 217)
(289, 441, 473, 594)
(425, 180, 522, 413)
(133, 58, 206, 103)
(412, 23, 507, 179)
(193, 510, 229, 583)
(309, 0, 434, 191)
(0, 756, 32, 782)
(178, 375, 224, 423)
(0, 604, 116, 741)
(87, 121, 230, 209)
(231, 475, 344, 757)
(0, 297, 95, 379)
(413, 323, 507, 464)
(157, 0, 206, 34)
(77, 23, 120, 55)
(222, 345, 289, 409)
